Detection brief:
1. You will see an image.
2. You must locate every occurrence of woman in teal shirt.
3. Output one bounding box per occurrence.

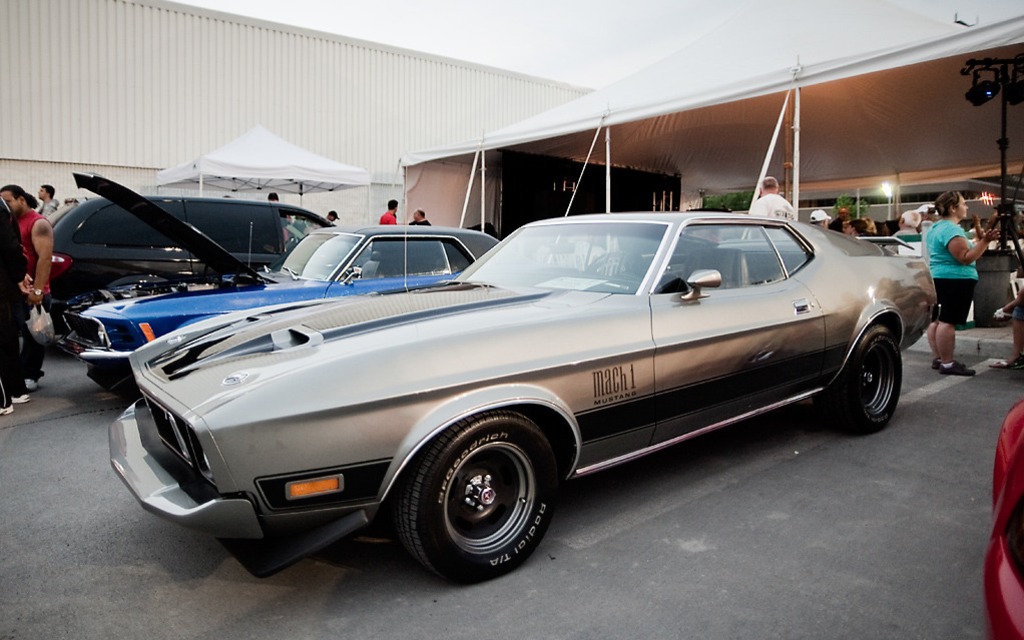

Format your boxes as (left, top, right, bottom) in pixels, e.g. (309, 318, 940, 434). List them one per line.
(925, 191, 999, 376)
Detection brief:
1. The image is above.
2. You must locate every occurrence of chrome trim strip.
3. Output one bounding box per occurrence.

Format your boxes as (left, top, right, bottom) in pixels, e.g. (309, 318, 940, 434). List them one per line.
(66, 347, 131, 362)
(572, 386, 825, 477)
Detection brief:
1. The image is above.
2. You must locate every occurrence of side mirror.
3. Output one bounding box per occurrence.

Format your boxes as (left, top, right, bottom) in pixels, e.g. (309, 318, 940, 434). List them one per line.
(681, 269, 722, 301)
(340, 266, 363, 285)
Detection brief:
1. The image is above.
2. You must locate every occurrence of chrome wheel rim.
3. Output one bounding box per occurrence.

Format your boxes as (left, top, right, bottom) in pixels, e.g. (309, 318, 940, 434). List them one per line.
(444, 442, 535, 555)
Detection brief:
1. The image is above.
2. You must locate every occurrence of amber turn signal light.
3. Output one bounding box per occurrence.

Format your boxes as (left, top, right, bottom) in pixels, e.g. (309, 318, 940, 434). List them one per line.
(286, 475, 343, 500)
(139, 323, 157, 343)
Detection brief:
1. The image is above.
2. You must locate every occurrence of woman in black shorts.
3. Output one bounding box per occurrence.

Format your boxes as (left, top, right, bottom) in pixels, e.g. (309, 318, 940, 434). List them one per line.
(924, 191, 999, 376)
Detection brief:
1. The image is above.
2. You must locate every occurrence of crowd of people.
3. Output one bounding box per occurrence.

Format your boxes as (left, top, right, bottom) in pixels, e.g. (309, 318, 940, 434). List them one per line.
(752, 177, 1022, 377)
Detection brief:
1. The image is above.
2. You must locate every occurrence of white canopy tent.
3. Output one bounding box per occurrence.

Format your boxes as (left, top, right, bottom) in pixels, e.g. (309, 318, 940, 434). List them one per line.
(157, 125, 371, 199)
(402, 0, 1024, 229)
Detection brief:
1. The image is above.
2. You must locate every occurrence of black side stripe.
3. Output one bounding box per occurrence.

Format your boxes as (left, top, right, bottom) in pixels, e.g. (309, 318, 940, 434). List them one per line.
(576, 349, 833, 445)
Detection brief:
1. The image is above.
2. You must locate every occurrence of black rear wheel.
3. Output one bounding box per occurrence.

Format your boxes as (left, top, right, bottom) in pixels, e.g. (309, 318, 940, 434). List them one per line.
(816, 324, 902, 434)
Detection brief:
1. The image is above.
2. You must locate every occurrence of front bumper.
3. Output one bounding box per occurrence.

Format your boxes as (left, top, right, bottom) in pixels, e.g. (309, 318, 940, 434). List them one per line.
(58, 335, 137, 391)
(109, 400, 264, 539)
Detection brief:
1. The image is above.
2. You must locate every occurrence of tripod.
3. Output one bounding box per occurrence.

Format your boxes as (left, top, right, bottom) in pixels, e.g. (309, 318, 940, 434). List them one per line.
(991, 95, 1024, 274)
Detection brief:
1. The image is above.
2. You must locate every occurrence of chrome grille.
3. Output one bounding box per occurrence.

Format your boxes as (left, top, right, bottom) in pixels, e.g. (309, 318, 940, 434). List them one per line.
(143, 395, 216, 485)
(63, 312, 109, 348)
(147, 395, 191, 464)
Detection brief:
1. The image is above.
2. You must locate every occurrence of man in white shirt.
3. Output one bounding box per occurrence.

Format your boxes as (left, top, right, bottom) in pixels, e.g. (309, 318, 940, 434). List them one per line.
(895, 209, 922, 235)
(37, 185, 58, 217)
(748, 176, 795, 220)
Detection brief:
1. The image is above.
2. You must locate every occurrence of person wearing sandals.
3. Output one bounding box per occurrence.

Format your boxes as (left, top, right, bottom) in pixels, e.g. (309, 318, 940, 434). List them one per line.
(991, 287, 1024, 369)
(925, 191, 1000, 376)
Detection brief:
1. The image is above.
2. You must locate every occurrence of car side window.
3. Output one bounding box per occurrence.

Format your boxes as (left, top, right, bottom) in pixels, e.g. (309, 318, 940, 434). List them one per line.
(352, 239, 458, 279)
(72, 201, 185, 248)
(764, 226, 812, 275)
(279, 208, 321, 251)
(186, 202, 281, 255)
(443, 241, 473, 273)
(659, 224, 786, 290)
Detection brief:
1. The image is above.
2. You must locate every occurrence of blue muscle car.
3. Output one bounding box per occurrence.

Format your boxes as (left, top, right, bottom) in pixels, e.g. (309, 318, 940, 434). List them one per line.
(59, 173, 497, 391)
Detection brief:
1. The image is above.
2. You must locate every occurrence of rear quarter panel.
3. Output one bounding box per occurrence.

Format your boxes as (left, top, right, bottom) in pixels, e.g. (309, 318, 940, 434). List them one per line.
(793, 229, 934, 370)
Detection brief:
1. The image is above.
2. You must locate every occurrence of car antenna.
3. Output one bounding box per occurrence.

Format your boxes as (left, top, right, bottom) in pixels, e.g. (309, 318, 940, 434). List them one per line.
(404, 200, 410, 291)
(247, 220, 253, 267)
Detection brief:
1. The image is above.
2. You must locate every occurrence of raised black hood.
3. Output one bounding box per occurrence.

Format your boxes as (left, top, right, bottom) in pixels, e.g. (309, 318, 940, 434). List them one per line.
(73, 172, 267, 283)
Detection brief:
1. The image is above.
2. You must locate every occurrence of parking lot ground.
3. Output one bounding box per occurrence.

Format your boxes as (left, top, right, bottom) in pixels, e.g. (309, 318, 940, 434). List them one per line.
(1, 341, 1021, 639)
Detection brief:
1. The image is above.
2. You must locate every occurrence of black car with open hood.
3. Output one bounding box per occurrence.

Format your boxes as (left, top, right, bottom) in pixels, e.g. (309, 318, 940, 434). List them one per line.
(49, 173, 329, 311)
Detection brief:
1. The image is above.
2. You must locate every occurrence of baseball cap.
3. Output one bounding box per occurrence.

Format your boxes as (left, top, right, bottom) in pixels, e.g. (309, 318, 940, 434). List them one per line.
(809, 209, 830, 223)
(901, 210, 922, 225)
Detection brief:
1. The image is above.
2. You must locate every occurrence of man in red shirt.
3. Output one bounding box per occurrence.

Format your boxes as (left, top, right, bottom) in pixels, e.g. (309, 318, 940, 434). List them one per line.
(379, 199, 398, 225)
(1, 184, 54, 392)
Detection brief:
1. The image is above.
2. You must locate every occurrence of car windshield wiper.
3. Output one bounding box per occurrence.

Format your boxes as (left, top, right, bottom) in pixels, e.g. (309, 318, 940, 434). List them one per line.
(282, 266, 299, 281)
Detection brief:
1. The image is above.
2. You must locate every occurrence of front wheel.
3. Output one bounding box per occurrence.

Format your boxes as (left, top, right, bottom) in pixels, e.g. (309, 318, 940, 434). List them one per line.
(815, 324, 902, 434)
(392, 410, 558, 583)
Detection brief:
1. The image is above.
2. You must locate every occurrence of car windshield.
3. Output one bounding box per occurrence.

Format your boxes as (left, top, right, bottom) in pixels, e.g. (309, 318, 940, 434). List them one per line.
(271, 232, 362, 280)
(462, 221, 669, 294)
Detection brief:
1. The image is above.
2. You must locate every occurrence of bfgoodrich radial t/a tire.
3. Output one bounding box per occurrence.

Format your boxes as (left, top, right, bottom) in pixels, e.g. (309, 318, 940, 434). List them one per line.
(816, 324, 902, 434)
(393, 410, 558, 583)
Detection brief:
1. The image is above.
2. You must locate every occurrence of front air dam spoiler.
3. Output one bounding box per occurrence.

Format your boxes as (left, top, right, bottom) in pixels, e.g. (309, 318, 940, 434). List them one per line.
(219, 510, 370, 578)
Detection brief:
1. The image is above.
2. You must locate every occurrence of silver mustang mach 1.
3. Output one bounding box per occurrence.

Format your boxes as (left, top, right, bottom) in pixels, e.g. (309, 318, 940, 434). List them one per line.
(110, 213, 935, 582)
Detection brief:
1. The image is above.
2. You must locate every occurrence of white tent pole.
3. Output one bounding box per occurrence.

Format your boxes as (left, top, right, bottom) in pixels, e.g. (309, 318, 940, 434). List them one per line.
(793, 87, 801, 214)
(565, 117, 606, 217)
(605, 127, 611, 214)
(459, 144, 482, 228)
(751, 90, 791, 208)
(199, 172, 204, 197)
(480, 150, 486, 232)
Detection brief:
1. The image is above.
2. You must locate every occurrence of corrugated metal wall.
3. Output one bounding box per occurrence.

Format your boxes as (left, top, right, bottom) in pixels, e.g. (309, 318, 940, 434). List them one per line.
(1, 0, 587, 222)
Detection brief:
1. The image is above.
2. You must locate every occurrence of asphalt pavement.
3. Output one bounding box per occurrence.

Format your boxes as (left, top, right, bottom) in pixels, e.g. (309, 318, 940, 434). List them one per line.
(907, 320, 1016, 362)
(2, 331, 1022, 639)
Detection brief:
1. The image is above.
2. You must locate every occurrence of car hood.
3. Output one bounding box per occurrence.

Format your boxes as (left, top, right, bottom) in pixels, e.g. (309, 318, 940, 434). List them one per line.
(83, 274, 454, 323)
(85, 278, 330, 322)
(131, 283, 624, 413)
(73, 172, 268, 283)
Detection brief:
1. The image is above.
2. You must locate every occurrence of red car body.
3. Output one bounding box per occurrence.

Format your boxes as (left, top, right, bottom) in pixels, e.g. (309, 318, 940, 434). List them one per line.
(986, 397, 1024, 638)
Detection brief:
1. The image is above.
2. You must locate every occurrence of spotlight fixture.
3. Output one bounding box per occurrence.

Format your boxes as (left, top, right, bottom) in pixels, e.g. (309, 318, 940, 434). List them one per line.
(965, 71, 1000, 106)
(962, 56, 1024, 108)
(1007, 76, 1024, 106)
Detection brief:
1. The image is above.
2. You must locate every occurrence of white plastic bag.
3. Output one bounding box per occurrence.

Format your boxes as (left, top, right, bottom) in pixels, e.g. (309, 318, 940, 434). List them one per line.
(27, 305, 56, 346)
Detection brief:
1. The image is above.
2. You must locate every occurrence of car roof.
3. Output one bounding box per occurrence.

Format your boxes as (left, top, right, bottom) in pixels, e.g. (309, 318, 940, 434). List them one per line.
(526, 212, 771, 224)
(310, 225, 499, 258)
(324, 225, 490, 237)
